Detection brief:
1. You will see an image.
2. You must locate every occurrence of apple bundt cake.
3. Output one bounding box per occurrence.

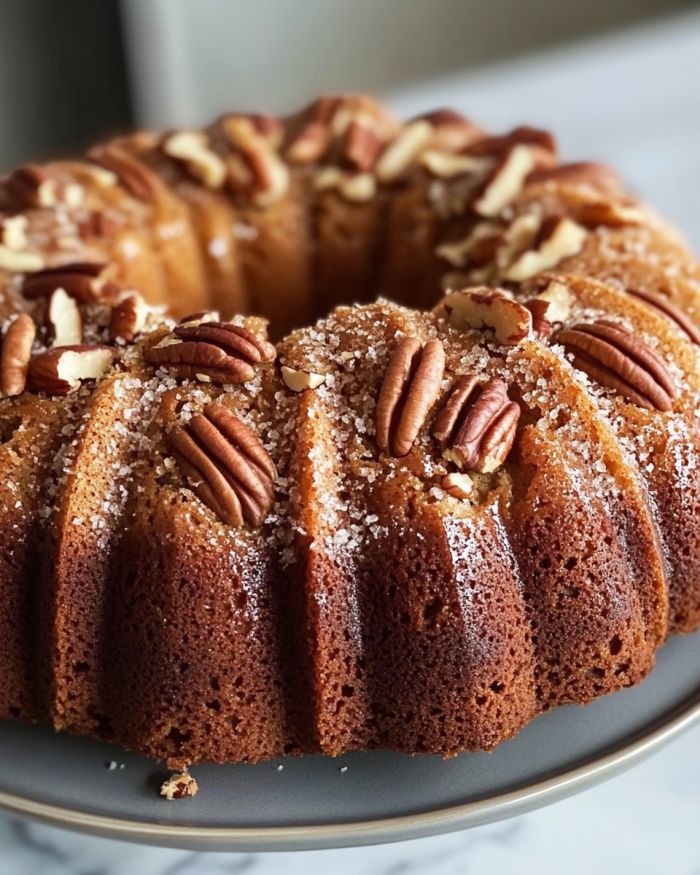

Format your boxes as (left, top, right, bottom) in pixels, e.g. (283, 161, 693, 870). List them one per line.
(0, 96, 698, 771)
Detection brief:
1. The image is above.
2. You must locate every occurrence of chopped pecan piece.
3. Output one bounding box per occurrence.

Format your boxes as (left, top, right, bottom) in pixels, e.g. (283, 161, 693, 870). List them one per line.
(145, 321, 276, 384)
(162, 130, 227, 189)
(376, 337, 445, 457)
(626, 288, 700, 346)
(314, 167, 377, 202)
(47, 288, 82, 347)
(4, 165, 84, 209)
(0, 245, 45, 273)
(526, 161, 621, 195)
(28, 345, 114, 395)
(160, 770, 199, 801)
(441, 471, 474, 499)
(375, 120, 433, 182)
(220, 116, 289, 207)
(178, 310, 220, 327)
(1, 215, 29, 251)
(1, 314, 36, 396)
(524, 280, 573, 339)
(281, 365, 326, 392)
(22, 261, 119, 303)
(470, 126, 557, 166)
(343, 118, 384, 171)
(557, 320, 677, 411)
(433, 376, 520, 473)
(472, 144, 537, 217)
(169, 402, 276, 527)
(504, 215, 587, 282)
(87, 145, 158, 201)
(437, 288, 532, 345)
(109, 291, 148, 343)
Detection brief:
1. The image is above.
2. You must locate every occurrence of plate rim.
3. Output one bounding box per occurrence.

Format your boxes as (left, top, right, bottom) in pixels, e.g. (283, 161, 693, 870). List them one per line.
(0, 691, 699, 851)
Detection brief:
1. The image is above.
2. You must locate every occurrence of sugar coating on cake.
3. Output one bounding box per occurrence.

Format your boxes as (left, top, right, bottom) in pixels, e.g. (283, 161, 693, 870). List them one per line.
(0, 96, 698, 770)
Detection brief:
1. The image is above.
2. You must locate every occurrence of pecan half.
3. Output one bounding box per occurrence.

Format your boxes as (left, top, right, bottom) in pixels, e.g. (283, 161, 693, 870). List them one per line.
(22, 261, 119, 303)
(28, 345, 114, 395)
(145, 322, 276, 384)
(169, 402, 275, 527)
(4, 165, 84, 209)
(557, 320, 677, 411)
(376, 337, 445, 457)
(433, 376, 520, 473)
(626, 288, 700, 345)
(1, 314, 36, 396)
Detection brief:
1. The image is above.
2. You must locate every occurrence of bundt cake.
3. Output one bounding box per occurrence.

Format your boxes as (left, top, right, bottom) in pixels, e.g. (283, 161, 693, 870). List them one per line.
(0, 95, 699, 772)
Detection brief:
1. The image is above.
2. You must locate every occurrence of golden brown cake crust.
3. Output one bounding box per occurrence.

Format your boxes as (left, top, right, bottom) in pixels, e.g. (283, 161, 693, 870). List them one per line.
(0, 95, 699, 769)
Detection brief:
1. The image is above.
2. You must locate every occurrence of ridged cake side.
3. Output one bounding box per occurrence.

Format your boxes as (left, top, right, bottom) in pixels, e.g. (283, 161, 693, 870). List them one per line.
(0, 96, 698, 768)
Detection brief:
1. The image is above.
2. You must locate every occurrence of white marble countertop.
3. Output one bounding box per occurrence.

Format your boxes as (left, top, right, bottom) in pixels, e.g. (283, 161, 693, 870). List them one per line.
(2, 9, 699, 874)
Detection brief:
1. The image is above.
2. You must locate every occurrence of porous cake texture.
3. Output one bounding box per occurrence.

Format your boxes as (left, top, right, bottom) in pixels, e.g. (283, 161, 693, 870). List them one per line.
(0, 96, 698, 770)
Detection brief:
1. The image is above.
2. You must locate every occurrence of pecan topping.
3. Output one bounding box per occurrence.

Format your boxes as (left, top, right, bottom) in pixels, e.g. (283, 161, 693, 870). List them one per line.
(109, 292, 148, 343)
(0, 245, 45, 273)
(162, 130, 226, 189)
(160, 771, 199, 801)
(437, 288, 532, 345)
(343, 117, 384, 171)
(433, 376, 520, 473)
(524, 280, 573, 339)
(145, 322, 276, 384)
(470, 126, 557, 165)
(1, 215, 29, 251)
(28, 345, 114, 395)
(22, 261, 119, 303)
(169, 402, 276, 527)
(281, 365, 326, 392)
(4, 165, 84, 209)
(557, 320, 677, 411)
(472, 144, 537, 217)
(504, 215, 587, 282)
(626, 288, 700, 346)
(441, 471, 474, 499)
(220, 116, 289, 207)
(1, 314, 36, 397)
(47, 288, 82, 347)
(87, 145, 157, 201)
(376, 337, 445, 457)
(526, 161, 621, 195)
(314, 167, 377, 202)
(375, 120, 433, 182)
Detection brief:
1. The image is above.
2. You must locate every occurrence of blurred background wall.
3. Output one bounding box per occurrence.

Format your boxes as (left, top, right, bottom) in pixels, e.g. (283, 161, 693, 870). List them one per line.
(0, 0, 694, 170)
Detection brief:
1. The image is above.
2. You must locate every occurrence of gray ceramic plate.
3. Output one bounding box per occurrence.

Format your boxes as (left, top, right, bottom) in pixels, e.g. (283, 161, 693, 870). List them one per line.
(0, 633, 698, 851)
